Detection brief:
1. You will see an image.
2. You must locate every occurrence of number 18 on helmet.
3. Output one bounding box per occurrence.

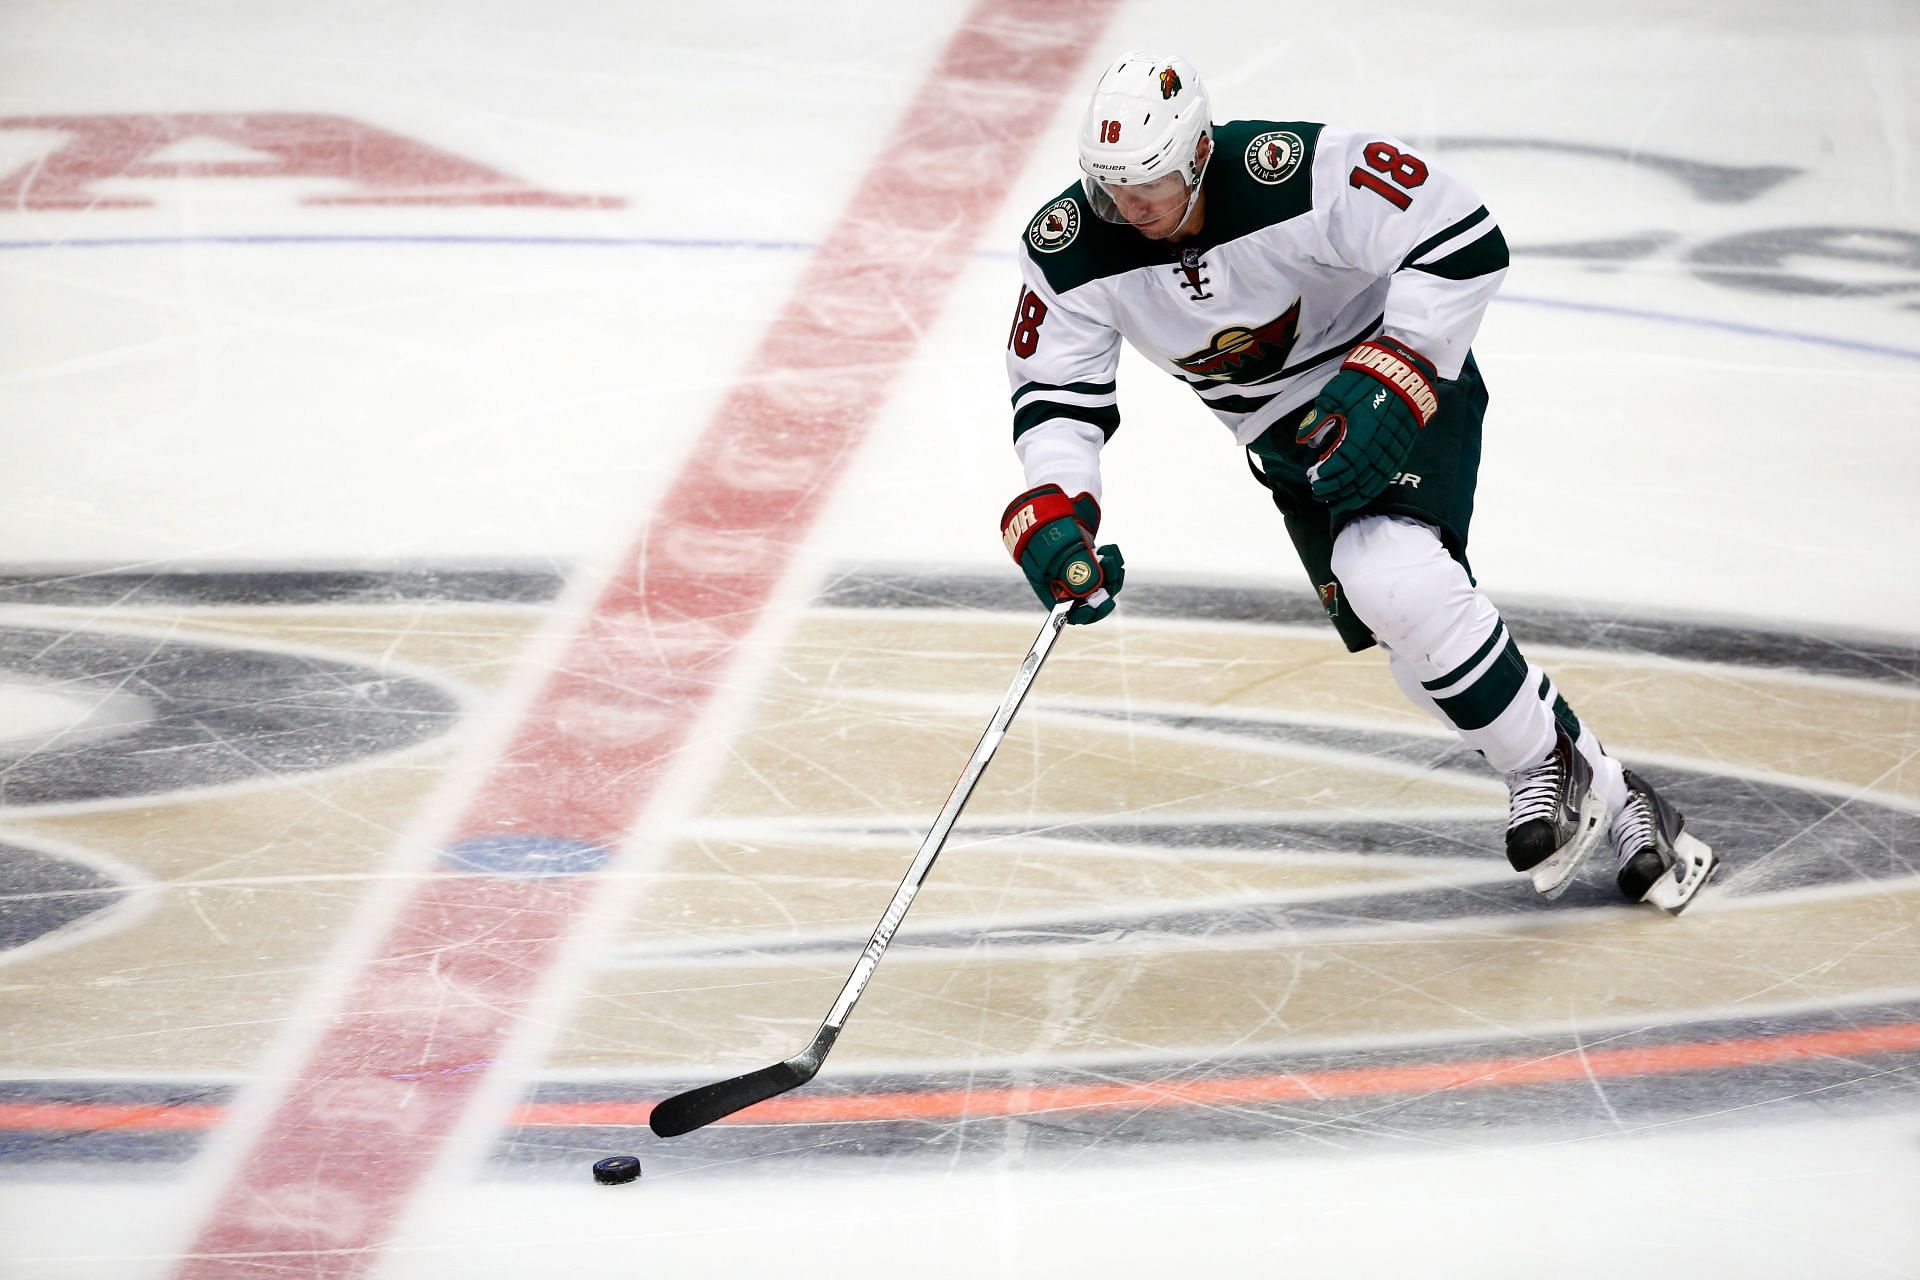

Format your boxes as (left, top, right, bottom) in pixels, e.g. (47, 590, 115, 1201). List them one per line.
(1076, 52, 1213, 229)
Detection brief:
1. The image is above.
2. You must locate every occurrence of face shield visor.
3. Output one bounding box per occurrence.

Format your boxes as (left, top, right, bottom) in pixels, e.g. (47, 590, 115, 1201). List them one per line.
(1079, 155, 1208, 237)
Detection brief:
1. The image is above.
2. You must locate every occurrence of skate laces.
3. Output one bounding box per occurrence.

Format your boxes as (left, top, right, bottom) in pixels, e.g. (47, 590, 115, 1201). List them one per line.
(1505, 752, 1562, 831)
(1612, 791, 1657, 861)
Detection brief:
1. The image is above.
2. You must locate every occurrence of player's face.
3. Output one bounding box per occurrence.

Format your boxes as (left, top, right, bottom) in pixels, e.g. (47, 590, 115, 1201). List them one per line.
(1101, 171, 1193, 238)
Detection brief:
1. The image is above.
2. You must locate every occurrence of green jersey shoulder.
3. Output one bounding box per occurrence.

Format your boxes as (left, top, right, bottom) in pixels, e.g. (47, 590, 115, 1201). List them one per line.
(1202, 120, 1324, 243)
(1017, 119, 1327, 296)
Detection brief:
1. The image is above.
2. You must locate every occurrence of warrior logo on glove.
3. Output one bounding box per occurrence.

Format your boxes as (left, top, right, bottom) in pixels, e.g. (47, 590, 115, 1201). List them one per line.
(1298, 336, 1440, 517)
(1345, 340, 1439, 421)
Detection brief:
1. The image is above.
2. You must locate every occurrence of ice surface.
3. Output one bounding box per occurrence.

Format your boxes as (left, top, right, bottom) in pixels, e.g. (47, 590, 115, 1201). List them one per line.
(1, 0, 1917, 1277)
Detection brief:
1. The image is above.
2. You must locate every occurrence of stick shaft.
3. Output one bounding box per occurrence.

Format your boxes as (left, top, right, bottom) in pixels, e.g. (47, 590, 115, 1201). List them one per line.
(648, 600, 1078, 1137)
(820, 599, 1074, 1031)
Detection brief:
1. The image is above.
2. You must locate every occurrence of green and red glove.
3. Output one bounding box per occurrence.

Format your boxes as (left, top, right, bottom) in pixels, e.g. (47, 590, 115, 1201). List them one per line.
(1297, 336, 1440, 516)
(999, 484, 1124, 625)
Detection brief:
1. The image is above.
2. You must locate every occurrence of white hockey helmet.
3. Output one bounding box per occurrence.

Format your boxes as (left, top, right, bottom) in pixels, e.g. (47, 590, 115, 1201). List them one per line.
(1076, 52, 1212, 230)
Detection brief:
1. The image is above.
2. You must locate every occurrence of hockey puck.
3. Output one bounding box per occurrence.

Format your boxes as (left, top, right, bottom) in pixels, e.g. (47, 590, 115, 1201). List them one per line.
(592, 1155, 642, 1185)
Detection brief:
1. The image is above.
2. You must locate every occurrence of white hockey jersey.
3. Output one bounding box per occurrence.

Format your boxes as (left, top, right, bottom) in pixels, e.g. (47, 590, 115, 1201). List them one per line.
(1006, 121, 1509, 499)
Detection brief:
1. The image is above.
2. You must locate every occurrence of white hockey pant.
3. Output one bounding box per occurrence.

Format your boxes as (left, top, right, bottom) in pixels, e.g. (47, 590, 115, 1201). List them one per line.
(1330, 515, 1626, 811)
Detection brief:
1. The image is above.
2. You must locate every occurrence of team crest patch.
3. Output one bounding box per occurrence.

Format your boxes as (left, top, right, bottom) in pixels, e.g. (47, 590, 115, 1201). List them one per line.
(1158, 67, 1182, 100)
(1245, 130, 1306, 185)
(1027, 197, 1081, 254)
(1171, 300, 1302, 384)
(1318, 581, 1340, 617)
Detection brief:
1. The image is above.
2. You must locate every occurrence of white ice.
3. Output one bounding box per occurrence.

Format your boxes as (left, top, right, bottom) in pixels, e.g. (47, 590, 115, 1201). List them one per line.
(1, 0, 1918, 1276)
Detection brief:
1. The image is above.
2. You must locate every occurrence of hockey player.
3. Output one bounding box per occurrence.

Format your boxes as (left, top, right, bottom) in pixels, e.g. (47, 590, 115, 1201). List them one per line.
(998, 52, 1717, 912)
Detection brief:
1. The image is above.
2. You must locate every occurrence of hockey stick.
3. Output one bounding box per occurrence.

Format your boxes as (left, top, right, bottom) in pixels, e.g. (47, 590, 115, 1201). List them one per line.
(648, 594, 1090, 1138)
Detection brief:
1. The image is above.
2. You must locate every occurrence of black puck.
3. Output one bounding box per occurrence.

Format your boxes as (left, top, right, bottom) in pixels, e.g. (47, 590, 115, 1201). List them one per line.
(592, 1155, 642, 1185)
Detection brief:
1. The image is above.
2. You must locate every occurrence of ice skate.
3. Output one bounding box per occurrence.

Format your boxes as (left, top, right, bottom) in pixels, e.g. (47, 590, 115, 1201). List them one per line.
(1504, 726, 1608, 898)
(1611, 769, 1718, 914)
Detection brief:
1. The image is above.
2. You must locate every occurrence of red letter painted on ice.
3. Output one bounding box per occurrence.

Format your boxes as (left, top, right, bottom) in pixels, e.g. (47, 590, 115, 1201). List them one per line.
(0, 114, 621, 210)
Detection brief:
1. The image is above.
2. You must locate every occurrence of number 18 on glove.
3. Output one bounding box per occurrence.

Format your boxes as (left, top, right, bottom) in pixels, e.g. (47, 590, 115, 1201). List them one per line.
(999, 484, 1125, 625)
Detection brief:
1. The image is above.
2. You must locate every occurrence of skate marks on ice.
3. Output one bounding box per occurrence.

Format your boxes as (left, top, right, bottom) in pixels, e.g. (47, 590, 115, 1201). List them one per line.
(0, 617, 465, 809)
(534, 572, 1920, 1168)
(0, 569, 555, 1175)
(0, 568, 1916, 1171)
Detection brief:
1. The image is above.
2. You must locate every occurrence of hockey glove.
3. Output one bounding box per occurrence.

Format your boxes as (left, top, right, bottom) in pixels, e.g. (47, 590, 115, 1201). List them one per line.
(1000, 484, 1125, 625)
(1297, 337, 1440, 516)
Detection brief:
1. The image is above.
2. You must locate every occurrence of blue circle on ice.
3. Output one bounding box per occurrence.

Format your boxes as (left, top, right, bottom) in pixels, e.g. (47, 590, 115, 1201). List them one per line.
(439, 835, 611, 877)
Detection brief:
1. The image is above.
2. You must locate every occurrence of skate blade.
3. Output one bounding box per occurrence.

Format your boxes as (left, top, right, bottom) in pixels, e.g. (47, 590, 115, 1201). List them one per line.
(1526, 791, 1609, 899)
(1644, 831, 1717, 914)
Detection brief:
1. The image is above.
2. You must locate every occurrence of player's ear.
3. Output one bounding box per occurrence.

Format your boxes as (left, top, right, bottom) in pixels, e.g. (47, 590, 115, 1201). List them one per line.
(1195, 131, 1212, 168)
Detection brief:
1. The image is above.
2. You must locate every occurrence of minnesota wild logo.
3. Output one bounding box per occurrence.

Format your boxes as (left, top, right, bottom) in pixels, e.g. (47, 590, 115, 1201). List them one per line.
(1158, 67, 1182, 99)
(1171, 300, 1302, 384)
(1245, 131, 1305, 185)
(1027, 196, 1081, 254)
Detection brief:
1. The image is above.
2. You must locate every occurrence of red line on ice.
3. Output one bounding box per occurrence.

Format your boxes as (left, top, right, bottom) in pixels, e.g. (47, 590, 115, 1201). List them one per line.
(175, 4, 1116, 1274)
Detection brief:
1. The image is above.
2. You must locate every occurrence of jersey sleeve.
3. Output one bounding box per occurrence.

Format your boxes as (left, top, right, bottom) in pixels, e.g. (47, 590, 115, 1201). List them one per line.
(1314, 128, 1510, 380)
(1005, 249, 1122, 502)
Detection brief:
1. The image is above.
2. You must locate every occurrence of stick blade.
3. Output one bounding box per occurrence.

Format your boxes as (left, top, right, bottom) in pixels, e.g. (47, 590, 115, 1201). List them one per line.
(648, 1058, 815, 1138)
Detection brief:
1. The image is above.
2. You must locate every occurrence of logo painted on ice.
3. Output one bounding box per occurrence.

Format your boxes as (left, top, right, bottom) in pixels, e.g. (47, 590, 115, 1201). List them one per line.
(1245, 131, 1306, 185)
(1027, 197, 1081, 254)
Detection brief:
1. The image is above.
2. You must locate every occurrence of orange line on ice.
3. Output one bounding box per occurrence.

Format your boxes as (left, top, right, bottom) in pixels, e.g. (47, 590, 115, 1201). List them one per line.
(0, 1102, 224, 1131)
(523, 1019, 1920, 1127)
(9, 1021, 1916, 1135)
